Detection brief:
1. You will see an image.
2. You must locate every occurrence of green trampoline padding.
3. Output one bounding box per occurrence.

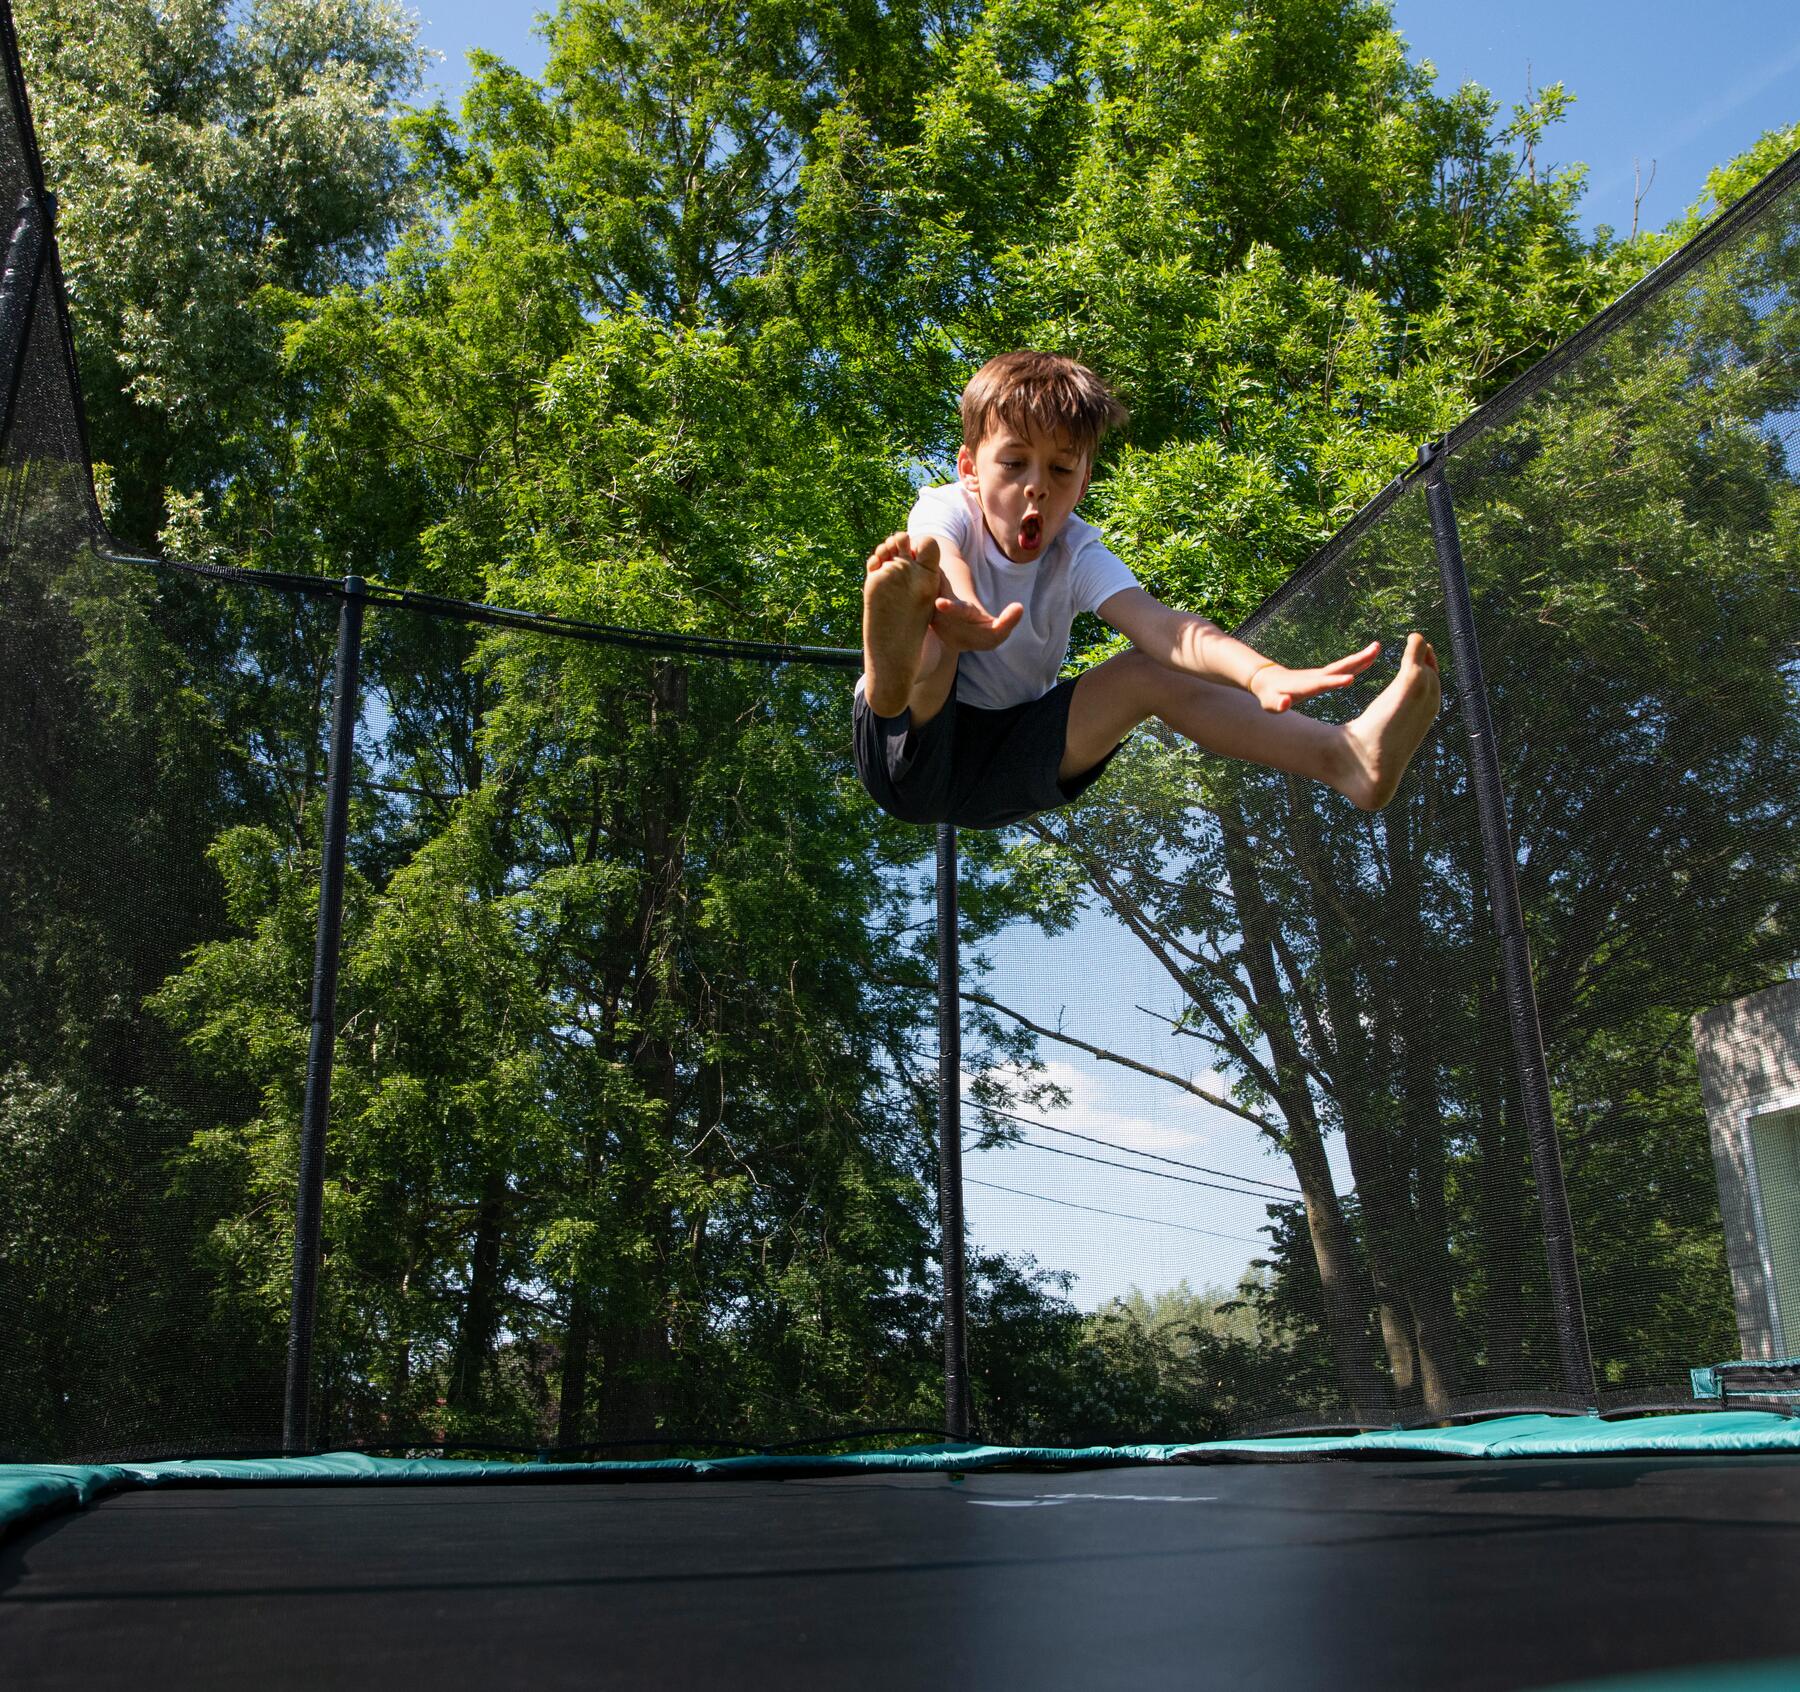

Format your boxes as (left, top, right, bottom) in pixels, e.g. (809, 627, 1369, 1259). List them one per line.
(1543, 1665, 1800, 1692)
(7, 1410, 1800, 1543)
(1191, 1409, 1800, 1460)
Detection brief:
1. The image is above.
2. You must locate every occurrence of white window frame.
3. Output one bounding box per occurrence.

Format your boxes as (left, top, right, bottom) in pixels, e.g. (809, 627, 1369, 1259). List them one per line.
(1741, 1087, 1800, 1357)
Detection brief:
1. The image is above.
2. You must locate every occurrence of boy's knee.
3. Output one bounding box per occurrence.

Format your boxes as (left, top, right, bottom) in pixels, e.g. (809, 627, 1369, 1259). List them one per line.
(1108, 646, 1162, 702)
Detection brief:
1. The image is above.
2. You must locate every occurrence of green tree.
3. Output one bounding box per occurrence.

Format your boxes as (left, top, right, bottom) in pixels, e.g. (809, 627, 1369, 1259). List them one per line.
(138, 0, 967, 1443)
(18, 0, 425, 547)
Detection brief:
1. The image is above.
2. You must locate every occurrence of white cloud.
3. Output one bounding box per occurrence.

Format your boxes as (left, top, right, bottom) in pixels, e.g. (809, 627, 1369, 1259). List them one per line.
(972, 1057, 1242, 1156)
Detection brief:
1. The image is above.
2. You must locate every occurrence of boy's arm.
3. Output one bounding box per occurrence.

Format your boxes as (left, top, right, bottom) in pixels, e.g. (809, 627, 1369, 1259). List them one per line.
(1097, 587, 1378, 712)
(913, 531, 1023, 651)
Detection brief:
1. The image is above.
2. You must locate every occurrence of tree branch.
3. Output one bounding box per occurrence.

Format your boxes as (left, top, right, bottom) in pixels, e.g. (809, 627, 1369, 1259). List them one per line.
(958, 986, 1277, 1134)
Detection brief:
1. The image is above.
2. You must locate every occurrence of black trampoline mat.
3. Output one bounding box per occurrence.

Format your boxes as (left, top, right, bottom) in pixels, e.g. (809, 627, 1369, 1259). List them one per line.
(6, 1456, 1800, 1690)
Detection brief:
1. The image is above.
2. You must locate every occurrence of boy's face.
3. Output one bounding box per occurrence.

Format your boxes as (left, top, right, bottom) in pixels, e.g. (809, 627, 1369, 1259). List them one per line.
(957, 424, 1091, 564)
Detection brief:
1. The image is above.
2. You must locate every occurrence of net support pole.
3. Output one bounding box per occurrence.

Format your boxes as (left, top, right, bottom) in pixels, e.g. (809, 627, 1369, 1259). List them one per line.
(284, 577, 366, 1453)
(0, 187, 46, 452)
(936, 822, 972, 1442)
(1420, 446, 1598, 1405)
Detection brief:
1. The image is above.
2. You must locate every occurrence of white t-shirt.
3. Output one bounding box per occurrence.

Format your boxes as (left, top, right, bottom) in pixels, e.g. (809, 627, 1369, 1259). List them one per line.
(903, 479, 1139, 710)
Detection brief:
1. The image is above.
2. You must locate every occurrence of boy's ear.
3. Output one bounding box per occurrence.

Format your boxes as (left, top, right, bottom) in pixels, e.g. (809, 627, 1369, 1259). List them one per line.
(957, 442, 978, 487)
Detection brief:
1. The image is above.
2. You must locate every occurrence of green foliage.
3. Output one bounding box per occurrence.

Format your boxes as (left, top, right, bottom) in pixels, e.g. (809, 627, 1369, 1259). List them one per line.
(1017, 182, 1800, 1415)
(18, 0, 427, 546)
(0, 547, 324, 1456)
(971, 1270, 1334, 1443)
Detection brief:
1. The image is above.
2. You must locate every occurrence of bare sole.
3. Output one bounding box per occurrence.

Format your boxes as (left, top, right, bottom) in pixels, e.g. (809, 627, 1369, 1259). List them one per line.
(1340, 632, 1442, 810)
(862, 535, 942, 717)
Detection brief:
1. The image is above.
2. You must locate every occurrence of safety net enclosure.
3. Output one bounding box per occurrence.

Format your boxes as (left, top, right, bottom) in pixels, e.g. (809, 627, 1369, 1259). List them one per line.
(1438, 255, 1800, 1402)
(960, 479, 1497, 1438)
(963, 150, 1800, 1436)
(4, 554, 959, 1458)
(3, 0, 1800, 1483)
(0, 0, 947, 1458)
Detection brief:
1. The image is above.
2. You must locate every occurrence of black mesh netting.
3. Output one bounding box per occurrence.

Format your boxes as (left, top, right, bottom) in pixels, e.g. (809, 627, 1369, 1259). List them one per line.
(0, 18, 310, 1459)
(3, 0, 1798, 1459)
(5, 569, 951, 1459)
(961, 484, 1537, 1437)
(1438, 199, 1800, 1398)
(962, 159, 1800, 1437)
(274, 623, 939, 1456)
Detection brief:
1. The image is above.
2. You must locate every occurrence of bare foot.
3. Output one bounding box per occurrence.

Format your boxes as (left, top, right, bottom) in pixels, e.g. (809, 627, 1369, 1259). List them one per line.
(1336, 633, 1442, 810)
(862, 532, 943, 716)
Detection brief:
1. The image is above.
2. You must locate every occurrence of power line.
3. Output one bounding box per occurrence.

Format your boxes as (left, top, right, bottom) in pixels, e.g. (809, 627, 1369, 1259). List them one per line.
(962, 1098, 1300, 1195)
(967, 1130, 1293, 1203)
(963, 1178, 1267, 1246)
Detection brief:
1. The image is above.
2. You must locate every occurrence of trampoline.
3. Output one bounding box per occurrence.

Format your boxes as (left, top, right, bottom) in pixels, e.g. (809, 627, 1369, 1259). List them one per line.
(5, 1446, 1800, 1690)
(4, 2, 1800, 1686)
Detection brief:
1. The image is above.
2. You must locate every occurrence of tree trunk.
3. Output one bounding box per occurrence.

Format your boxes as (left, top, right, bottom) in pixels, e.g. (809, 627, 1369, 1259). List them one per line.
(594, 659, 689, 1442)
(1221, 810, 1389, 1424)
(1290, 777, 1422, 1401)
(447, 1170, 508, 1413)
(595, 1285, 673, 1443)
(1383, 798, 1459, 1415)
(556, 1292, 592, 1448)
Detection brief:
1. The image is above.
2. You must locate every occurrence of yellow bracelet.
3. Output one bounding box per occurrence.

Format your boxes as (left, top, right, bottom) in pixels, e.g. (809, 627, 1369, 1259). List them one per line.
(1247, 662, 1276, 690)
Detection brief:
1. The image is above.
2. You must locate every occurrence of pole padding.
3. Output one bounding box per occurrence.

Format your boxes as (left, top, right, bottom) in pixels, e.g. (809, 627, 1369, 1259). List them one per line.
(1420, 447, 1597, 1405)
(283, 577, 367, 1453)
(936, 822, 972, 1441)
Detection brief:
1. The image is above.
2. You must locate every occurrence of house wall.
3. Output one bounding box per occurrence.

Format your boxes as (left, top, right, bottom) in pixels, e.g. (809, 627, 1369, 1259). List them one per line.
(1692, 977, 1800, 1359)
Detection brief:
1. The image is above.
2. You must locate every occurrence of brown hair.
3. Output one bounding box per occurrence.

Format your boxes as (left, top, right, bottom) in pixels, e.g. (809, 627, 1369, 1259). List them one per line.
(960, 350, 1129, 460)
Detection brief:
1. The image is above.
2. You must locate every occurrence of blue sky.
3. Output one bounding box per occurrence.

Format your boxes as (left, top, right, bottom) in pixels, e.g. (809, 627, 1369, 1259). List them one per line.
(407, 0, 1800, 237)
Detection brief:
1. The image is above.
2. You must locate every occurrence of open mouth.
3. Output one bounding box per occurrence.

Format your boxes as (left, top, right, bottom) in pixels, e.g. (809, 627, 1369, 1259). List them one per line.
(1018, 512, 1043, 552)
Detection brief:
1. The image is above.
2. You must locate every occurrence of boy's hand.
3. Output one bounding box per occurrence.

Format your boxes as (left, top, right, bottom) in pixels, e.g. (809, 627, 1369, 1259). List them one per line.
(1248, 641, 1381, 712)
(930, 589, 1024, 652)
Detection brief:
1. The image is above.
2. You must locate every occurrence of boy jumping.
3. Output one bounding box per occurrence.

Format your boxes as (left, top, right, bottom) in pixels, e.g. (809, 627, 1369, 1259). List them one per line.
(854, 350, 1442, 829)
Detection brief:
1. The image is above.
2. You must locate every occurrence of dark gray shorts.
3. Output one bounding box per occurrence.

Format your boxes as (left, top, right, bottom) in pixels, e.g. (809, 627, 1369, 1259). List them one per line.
(852, 677, 1122, 829)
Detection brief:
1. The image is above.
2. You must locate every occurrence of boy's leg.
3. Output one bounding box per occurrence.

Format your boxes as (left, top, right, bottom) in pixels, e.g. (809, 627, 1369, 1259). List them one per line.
(862, 532, 957, 723)
(1063, 634, 1441, 811)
